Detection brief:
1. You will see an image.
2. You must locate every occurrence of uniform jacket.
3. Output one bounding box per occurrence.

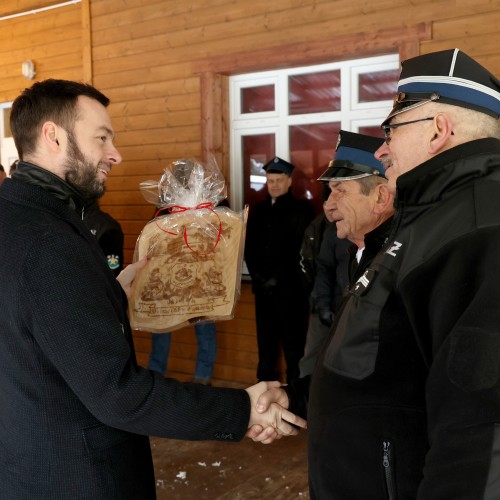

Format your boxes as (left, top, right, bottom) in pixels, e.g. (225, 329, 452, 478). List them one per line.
(299, 212, 330, 293)
(307, 138, 500, 499)
(0, 163, 250, 499)
(313, 223, 352, 314)
(83, 201, 124, 276)
(245, 189, 314, 295)
(284, 215, 393, 419)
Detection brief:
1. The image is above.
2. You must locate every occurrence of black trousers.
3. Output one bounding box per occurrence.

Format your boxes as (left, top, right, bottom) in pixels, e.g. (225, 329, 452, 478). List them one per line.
(254, 289, 309, 383)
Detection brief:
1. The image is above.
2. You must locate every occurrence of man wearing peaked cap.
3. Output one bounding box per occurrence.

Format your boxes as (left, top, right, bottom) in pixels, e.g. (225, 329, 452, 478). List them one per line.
(263, 156, 295, 175)
(377, 48, 500, 194)
(297, 131, 395, 377)
(315, 131, 393, 248)
(307, 50, 500, 498)
(245, 155, 315, 384)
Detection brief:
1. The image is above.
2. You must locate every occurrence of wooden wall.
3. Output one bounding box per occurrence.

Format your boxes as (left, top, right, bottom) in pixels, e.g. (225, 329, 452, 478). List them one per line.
(1, 0, 500, 385)
(0, 0, 88, 102)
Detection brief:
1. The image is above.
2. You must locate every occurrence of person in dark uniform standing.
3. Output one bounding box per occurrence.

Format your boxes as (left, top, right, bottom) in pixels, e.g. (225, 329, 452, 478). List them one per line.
(83, 200, 124, 276)
(245, 156, 314, 383)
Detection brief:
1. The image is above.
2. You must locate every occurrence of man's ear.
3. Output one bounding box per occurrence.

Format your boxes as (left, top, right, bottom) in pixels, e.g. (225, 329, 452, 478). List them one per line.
(374, 183, 393, 213)
(41, 122, 61, 152)
(429, 113, 453, 154)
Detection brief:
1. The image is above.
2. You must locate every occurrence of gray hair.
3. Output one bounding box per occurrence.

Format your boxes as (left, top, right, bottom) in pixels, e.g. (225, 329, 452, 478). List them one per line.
(425, 102, 500, 140)
(356, 174, 387, 196)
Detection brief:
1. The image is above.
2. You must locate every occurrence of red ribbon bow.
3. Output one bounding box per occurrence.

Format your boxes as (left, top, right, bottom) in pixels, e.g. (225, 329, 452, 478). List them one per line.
(154, 202, 222, 255)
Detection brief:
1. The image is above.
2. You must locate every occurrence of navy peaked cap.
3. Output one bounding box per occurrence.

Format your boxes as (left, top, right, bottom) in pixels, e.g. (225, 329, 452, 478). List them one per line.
(382, 48, 500, 125)
(263, 156, 295, 175)
(318, 130, 385, 182)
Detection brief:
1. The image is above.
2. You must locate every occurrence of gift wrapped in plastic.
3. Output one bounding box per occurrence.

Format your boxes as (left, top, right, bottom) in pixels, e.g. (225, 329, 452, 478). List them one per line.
(128, 158, 247, 333)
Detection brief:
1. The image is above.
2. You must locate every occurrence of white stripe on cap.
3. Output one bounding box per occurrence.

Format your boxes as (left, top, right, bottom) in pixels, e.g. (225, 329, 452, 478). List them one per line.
(449, 48, 459, 76)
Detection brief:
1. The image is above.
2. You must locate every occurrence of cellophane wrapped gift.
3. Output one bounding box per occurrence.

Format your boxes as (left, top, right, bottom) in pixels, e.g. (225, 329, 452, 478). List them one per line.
(128, 158, 247, 333)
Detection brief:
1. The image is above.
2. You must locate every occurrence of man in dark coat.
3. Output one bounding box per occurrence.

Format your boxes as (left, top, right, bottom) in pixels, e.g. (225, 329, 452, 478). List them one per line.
(0, 79, 305, 500)
(245, 156, 315, 383)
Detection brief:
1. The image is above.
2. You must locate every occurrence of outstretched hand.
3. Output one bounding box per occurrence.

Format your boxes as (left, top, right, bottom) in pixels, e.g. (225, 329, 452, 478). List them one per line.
(244, 382, 305, 444)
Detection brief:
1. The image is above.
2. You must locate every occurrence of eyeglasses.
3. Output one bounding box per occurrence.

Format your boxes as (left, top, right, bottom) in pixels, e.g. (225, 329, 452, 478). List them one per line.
(381, 117, 435, 144)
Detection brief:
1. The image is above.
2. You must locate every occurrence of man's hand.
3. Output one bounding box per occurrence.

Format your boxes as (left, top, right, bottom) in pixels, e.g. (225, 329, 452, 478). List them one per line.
(116, 257, 147, 300)
(244, 382, 305, 444)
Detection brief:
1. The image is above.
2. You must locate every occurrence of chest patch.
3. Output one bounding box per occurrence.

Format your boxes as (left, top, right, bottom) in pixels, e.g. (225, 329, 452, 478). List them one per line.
(107, 254, 120, 270)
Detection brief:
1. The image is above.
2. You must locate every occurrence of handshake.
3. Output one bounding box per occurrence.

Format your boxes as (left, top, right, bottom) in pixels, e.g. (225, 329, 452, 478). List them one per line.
(244, 381, 306, 444)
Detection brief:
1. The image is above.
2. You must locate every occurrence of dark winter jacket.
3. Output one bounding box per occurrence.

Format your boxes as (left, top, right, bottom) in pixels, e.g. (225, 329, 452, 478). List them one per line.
(307, 138, 500, 499)
(83, 201, 124, 276)
(313, 223, 352, 315)
(245, 189, 314, 295)
(299, 212, 330, 293)
(284, 215, 393, 420)
(0, 163, 250, 499)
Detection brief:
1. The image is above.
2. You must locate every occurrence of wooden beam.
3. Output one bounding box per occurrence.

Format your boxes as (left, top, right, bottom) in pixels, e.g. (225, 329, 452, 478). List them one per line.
(192, 23, 431, 75)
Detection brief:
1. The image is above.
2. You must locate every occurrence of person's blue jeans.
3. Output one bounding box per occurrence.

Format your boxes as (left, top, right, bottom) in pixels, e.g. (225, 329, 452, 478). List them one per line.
(147, 322, 217, 380)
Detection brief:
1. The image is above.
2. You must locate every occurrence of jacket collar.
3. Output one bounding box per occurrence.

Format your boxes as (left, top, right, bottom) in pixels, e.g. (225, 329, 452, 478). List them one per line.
(395, 138, 500, 209)
(12, 161, 86, 213)
(267, 188, 294, 205)
(364, 216, 393, 253)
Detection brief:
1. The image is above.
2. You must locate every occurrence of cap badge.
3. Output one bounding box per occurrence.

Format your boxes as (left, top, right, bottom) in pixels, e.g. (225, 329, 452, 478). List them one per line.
(335, 134, 341, 151)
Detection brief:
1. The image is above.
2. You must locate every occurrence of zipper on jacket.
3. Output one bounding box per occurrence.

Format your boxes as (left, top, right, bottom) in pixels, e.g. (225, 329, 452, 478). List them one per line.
(383, 440, 396, 500)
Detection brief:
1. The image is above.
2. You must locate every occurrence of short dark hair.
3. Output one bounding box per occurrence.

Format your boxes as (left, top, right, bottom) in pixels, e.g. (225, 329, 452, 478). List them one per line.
(10, 79, 110, 160)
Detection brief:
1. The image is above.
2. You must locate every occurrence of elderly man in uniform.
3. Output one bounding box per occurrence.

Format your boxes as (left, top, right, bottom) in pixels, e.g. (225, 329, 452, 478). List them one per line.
(298, 131, 393, 377)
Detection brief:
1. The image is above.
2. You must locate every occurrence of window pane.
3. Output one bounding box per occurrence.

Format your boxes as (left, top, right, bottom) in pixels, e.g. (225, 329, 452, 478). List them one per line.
(289, 71, 341, 115)
(242, 134, 275, 207)
(358, 125, 385, 139)
(289, 123, 340, 213)
(241, 85, 275, 113)
(358, 69, 399, 103)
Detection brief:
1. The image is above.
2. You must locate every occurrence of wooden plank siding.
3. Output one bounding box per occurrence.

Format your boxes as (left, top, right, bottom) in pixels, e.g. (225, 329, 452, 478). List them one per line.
(1, 0, 500, 385)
